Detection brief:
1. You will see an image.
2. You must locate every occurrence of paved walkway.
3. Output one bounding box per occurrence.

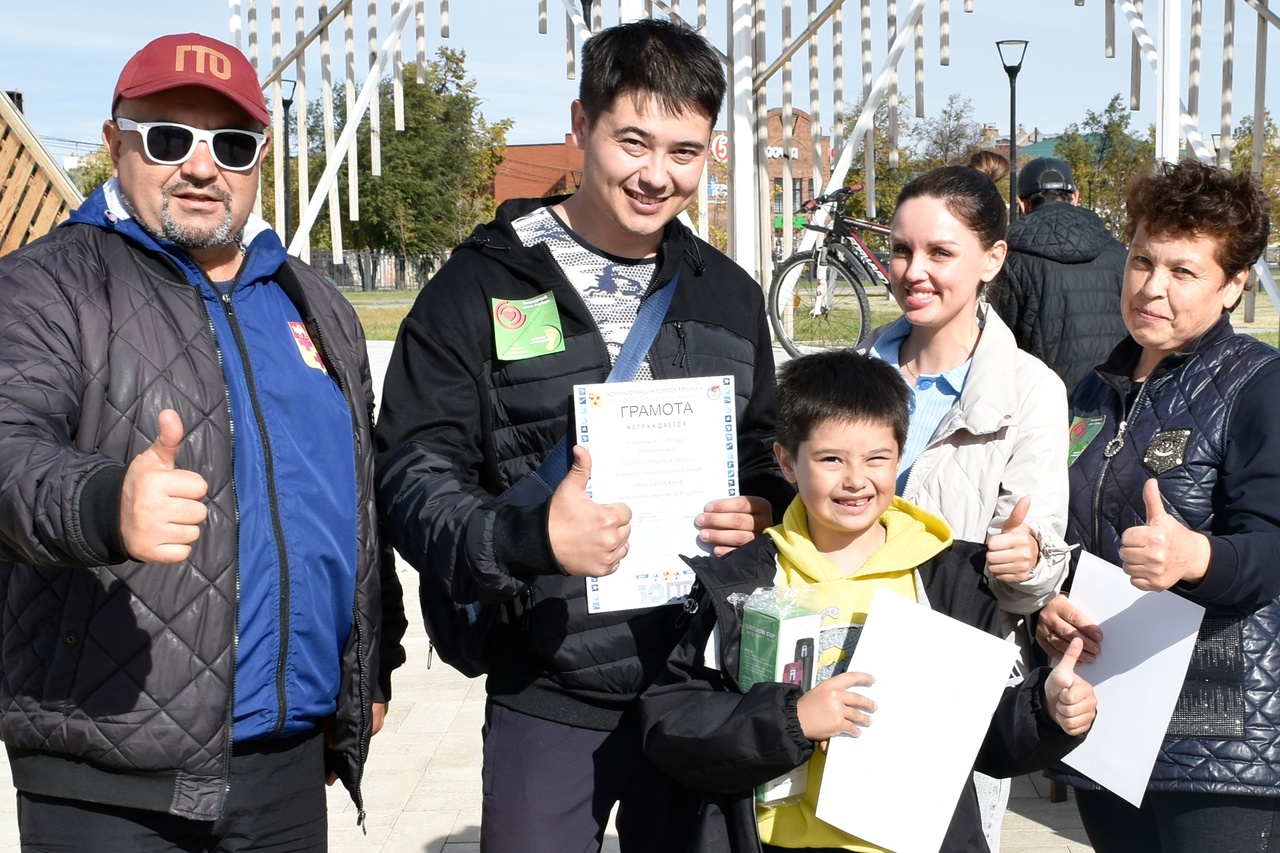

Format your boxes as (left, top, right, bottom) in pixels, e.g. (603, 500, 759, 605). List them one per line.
(0, 341, 1096, 852)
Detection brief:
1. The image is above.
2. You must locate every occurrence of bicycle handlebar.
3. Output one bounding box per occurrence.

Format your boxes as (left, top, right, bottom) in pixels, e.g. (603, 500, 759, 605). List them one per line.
(800, 185, 868, 213)
(798, 187, 892, 242)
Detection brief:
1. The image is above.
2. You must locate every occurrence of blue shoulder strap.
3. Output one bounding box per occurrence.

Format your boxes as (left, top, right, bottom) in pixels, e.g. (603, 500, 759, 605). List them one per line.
(501, 268, 681, 503)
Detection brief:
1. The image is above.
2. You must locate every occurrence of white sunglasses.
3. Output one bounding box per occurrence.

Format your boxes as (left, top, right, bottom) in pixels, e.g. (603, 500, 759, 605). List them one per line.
(115, 118, 267, 172)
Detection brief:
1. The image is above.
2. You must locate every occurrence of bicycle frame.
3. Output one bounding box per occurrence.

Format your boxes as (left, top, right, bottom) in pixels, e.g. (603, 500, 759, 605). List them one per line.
(800, 211, 890, 318)
(832, 216, 891, 285)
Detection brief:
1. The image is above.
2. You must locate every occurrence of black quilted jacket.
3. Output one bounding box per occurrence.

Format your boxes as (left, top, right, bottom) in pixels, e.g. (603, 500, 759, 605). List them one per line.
(987, 202, 1128, 393)
(1061, 316, 1280, 795)
(0, 218, 382, 822)
(375, 197, 795, 731)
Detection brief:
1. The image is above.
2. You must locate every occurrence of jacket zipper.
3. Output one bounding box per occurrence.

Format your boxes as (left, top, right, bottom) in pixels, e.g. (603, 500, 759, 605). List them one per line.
(311, 318, 370, 826)
(672, 321, 689, 374)
(195, 289, 241, 815)
(1091, 379, 1150, 549)
(218, 287, 294, 737)
(350, 595, 369, 828)
(304, 312, 370, 824)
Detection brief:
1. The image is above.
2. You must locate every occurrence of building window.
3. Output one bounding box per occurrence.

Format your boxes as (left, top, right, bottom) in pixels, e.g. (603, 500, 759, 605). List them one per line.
(772, 178, 783, 214)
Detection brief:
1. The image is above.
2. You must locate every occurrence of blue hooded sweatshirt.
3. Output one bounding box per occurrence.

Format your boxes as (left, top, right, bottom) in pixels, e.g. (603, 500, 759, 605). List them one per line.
(69, 181, 359, 742)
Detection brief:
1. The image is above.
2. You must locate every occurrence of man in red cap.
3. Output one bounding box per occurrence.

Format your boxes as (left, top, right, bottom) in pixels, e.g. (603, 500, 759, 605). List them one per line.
(0, 33, 402, 851)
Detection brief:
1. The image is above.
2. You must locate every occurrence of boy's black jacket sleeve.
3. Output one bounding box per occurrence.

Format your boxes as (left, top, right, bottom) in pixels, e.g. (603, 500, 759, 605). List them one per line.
(978, 666, 1086, 777)
(640, 580, 813, 795)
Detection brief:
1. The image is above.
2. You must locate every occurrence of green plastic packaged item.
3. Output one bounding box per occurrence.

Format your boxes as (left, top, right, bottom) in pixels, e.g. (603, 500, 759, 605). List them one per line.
(736, 585, 822, 806)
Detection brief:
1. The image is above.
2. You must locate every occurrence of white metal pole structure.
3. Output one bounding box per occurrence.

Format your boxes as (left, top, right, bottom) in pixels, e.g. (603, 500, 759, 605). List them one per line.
(727, 0, 758, 276)
(291, 0, 417, 253)
(1116, 0, 1278, 307)
(233, 0, 1275, 309)
(1154, 0, 1182, 163)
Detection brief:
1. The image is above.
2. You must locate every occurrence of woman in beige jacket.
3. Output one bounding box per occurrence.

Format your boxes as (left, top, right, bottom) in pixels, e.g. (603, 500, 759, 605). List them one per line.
(864, 165, 1071, 852)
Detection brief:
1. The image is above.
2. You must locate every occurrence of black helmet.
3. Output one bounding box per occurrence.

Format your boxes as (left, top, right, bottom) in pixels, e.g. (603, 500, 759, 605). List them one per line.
(1018, 157, 1076, 198)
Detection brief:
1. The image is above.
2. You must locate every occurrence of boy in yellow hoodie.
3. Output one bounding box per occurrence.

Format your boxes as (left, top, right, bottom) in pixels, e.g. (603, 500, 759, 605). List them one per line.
(640, 350, 1095, 852)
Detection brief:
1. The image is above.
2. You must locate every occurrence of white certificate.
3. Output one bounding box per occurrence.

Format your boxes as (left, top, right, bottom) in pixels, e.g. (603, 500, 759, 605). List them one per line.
(574, 375, 738, 613)
(815, 587, 1018, 853)
(1061, 551, 1205, 807)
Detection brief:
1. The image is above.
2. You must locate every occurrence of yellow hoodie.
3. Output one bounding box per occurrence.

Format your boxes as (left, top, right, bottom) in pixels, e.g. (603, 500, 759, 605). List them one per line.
(757, 495, 953, 851)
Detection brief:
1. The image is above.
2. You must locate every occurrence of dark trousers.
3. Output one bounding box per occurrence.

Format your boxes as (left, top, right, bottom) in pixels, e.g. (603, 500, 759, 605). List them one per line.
(480, 701, 700, 853)
(1075, 787, 1280, 853)
(16, 730, 327, 853)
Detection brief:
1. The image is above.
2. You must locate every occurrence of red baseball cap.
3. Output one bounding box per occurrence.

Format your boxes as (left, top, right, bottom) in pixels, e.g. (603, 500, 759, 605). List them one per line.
(113, 33, 269, 126)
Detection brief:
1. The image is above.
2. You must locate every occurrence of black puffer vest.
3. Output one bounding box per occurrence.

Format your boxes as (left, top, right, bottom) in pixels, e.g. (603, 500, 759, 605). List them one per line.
(1067, 319, 1280, 794)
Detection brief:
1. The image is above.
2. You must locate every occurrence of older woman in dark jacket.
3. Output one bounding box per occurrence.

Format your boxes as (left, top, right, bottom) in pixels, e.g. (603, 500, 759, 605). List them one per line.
(1037, 159, 1280, 852)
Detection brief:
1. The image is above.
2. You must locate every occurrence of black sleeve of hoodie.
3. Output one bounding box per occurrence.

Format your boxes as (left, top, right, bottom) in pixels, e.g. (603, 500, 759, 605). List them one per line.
(975, 666, 1086, 778)
(641, 588, 813, 795)
(374, 253, 560, 607)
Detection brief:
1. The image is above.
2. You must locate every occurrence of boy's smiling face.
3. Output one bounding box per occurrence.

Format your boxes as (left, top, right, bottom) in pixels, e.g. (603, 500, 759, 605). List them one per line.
(775, 418, 900, 558)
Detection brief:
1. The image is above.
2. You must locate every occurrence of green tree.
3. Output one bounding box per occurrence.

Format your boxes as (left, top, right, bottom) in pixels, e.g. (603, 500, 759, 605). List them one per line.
(1053, 94, 1155, 238)
(915, 93, 984, 168)
(1228, 111, 1280, 213)
(307, 47, 511, 254)
(69, 145, 114, 197)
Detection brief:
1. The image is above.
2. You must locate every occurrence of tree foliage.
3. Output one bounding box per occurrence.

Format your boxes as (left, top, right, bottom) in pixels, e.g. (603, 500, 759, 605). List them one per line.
(915, 93, 985, 168)
(1228, 110, 1280, 214)
(69, 145, 114, 197)
(305, 47, 511, 254)
(1052, 94, 1154, 237)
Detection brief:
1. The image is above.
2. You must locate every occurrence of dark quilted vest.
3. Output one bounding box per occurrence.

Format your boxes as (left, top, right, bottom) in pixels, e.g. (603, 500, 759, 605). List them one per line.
(1067, 324, 1280, 794)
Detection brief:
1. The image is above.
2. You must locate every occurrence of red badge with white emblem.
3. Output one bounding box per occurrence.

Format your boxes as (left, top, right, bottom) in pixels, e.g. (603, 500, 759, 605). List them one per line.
(289, 321, 327, 373)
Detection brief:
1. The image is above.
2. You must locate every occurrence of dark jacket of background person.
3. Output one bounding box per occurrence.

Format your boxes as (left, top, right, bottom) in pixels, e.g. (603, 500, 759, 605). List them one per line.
(1060, 315, 1280, 794)
(375, 195, 795, 731)
(987, 202, 1128, 392)
(0, 190, 390, 821)
(640, 535, 1083, 853)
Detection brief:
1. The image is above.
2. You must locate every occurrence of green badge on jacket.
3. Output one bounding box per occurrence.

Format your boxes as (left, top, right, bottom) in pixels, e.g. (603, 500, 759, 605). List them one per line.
(1067, 416, 1106, 467)
(491, 293, 566, 361)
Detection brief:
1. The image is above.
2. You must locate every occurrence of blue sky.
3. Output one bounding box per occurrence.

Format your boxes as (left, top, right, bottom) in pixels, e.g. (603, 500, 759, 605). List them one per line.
(3, 1, 1274, 163)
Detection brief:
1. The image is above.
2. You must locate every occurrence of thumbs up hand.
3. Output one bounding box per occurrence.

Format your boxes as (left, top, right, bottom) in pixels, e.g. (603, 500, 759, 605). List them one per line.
(1118, 479, 1211, 591)
(120, 410, 210, 564)
(1045, 637, 1098, 736)
(548, 445, 632, 578)
(985, 495, 1040, 584)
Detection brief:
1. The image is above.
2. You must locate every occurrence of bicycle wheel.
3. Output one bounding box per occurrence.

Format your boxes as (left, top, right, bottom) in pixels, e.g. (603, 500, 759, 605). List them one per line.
(768, 253, 873, 356)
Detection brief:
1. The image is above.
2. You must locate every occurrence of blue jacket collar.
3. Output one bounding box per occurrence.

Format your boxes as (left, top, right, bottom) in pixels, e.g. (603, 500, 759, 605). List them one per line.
(68, 179, 288, 286)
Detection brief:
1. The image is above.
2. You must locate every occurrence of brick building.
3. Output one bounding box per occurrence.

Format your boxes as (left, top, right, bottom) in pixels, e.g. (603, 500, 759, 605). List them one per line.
(492, 135, 584, 207)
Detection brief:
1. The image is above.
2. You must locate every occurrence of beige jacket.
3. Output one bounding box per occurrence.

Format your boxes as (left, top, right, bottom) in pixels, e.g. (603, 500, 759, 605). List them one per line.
(865, 303, 1071, 618)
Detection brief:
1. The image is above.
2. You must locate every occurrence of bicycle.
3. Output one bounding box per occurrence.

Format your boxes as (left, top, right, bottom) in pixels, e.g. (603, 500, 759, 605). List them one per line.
(768, 186, 892, 356)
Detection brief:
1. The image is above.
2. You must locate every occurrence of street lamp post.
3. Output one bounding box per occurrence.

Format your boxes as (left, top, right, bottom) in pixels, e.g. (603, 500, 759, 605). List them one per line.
(281, 80, 297, 247)
(996, 40, 1028, 223)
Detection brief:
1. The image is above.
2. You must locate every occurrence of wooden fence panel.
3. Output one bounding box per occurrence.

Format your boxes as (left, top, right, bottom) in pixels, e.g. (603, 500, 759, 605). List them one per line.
(0, 91, 82, 258)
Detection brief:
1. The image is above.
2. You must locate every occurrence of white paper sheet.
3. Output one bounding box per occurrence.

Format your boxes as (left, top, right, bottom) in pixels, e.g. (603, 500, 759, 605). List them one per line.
(574, 375, 738, 613)
(815, 587, 1018, 853)
(1061, 551, 1205, 807)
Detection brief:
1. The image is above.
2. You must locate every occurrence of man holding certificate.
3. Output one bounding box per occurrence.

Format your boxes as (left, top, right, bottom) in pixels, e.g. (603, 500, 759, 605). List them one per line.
(375, 18, 793, 853)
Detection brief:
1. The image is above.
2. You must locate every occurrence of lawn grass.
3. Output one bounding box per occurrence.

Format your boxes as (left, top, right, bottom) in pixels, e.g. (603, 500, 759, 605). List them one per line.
(342, 271, 1280, 347)
(1231, 283, 1280, 346)
(343, 290, 418, 341)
